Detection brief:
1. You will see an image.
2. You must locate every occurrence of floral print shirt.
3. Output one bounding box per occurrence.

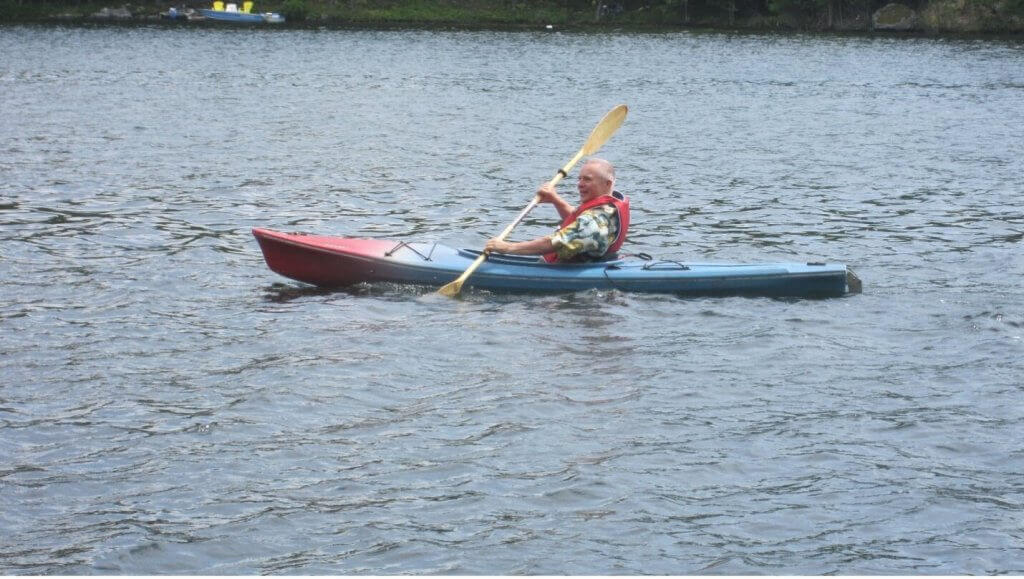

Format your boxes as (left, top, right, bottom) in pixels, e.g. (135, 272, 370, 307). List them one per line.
(549, 205, 620, 262)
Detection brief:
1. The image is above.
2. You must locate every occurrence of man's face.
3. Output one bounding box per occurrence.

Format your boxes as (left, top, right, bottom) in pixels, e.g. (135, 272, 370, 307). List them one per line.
(577, 162, 611, 203)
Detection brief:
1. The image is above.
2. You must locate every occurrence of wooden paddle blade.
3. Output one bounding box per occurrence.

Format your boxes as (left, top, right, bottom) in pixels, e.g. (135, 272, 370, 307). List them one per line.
(551, 104, 628, 186)
(581, 104, 628, 156)
(437, 279, 464, 297)
(437, 252, 488, 297)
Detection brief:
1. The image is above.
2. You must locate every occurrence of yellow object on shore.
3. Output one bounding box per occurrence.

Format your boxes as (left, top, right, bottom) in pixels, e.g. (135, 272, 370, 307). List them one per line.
(213, 0, 224, 10)
(242, 1, 253, 12)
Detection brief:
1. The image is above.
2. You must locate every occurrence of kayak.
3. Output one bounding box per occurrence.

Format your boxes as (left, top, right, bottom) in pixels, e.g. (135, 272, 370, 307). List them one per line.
(252, 227, 862, 298)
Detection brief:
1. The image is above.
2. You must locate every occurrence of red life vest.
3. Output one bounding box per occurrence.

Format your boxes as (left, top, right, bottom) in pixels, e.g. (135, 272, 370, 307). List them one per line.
(542, 191, 630, 263)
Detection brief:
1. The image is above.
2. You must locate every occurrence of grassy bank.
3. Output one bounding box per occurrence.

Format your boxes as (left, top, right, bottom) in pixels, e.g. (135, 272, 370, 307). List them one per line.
(0, 0, 588, 27)
(2, 0, 1022, 33)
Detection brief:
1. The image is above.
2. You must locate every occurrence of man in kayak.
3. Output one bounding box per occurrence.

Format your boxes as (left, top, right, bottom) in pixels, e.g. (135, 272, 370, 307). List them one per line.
(484, 158, 630, 263)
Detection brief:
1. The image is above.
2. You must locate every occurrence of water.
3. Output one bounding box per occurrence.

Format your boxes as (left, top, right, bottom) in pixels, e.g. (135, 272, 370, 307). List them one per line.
(1, 24, 1022, 574)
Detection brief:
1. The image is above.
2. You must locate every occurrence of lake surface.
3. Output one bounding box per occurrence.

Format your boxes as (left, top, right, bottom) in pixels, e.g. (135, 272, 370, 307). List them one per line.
(1, 24, 1022, 574)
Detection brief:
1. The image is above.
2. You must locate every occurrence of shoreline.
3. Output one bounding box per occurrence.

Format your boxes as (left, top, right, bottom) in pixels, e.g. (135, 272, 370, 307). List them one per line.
(2, 0, 1022, 36)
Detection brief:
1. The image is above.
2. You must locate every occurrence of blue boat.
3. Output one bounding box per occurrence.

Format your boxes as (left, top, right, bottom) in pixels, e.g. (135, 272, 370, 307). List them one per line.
(198, 1, 284, 23)
(252, 228, 862, 298)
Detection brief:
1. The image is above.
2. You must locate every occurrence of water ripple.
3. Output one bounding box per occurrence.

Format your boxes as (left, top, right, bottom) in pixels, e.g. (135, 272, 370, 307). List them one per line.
(2, 25, 1024, 575)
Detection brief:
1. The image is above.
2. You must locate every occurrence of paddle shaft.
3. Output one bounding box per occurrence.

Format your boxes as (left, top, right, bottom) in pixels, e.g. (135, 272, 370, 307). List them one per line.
(439, 156, 579, 293)
(437, 105, 627, 297)
(487, 153, 579, 245)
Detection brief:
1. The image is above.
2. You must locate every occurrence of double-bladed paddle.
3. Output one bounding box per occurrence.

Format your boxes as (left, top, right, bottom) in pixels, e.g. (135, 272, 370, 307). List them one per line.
(437, 104, 628, 297)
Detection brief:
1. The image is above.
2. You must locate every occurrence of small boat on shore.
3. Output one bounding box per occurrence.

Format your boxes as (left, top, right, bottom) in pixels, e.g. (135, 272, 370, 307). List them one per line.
(252, 228, 862, 298)
(197, 1, 284, 23)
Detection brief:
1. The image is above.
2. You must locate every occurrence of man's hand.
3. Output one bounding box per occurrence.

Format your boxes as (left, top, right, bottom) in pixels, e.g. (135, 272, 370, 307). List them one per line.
(536, 183, 560, 204)
(485, 238, 512, 254)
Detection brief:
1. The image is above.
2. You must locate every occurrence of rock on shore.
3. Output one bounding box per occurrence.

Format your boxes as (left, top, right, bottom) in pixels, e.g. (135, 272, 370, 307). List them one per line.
(91, 5, 133, 19)
(873, 3, 919, 29)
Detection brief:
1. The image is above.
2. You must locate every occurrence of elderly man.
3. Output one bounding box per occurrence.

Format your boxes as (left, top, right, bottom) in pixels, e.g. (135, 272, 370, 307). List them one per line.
(484, 158, 630, 263)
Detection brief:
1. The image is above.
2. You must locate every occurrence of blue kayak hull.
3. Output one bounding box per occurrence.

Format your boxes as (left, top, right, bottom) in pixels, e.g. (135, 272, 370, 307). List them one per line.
(253, 228, 861, 298)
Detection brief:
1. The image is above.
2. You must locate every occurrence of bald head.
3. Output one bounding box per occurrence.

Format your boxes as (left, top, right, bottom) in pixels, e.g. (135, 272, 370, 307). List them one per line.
(584, 158, 615, 181)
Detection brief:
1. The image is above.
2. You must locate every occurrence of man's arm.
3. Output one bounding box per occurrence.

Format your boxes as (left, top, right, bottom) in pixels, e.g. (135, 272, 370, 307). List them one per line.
(485, 236, 556, 256)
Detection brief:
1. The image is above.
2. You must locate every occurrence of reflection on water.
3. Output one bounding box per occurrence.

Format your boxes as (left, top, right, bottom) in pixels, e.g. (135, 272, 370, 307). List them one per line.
(1, 25, 1023, 575)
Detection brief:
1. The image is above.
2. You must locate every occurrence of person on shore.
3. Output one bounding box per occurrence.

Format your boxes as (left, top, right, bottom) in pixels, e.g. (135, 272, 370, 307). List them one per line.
(484, 158, 630, 263)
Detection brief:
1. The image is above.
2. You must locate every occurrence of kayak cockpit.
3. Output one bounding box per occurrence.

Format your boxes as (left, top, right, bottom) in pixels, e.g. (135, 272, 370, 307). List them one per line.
(458, 248, 626, 268)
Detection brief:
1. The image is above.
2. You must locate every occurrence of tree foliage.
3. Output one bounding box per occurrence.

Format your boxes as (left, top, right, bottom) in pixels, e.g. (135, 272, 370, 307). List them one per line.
(280, 0, 307, 20)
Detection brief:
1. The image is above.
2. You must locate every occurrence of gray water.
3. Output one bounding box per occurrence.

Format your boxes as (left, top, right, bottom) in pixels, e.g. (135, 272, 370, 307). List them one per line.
(1, 24, 1022, 574)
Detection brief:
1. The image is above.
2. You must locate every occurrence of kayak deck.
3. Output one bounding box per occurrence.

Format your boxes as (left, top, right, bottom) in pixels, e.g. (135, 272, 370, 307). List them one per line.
(252, 228, 861, 298)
